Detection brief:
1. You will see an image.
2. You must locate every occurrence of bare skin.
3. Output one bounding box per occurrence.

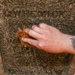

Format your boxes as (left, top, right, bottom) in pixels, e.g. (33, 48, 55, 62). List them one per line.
(22, 23, 75, 54)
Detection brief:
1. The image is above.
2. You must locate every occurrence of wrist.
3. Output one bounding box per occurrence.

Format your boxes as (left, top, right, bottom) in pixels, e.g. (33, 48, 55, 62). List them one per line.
(63, 34, 75, 54)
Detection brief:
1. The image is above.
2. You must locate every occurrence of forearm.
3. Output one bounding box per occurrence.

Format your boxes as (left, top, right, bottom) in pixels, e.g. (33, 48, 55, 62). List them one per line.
(65, 35, 75, 54)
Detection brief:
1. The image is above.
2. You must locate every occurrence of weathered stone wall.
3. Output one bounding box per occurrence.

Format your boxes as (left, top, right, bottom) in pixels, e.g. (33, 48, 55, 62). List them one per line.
(0, 0, 75, 75)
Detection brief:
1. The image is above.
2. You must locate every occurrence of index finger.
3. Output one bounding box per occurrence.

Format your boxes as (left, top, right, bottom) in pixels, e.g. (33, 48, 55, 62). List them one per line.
(24, 28, 42, 40)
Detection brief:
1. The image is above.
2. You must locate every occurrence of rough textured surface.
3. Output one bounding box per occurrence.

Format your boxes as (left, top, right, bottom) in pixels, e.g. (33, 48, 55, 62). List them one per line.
(0, 0, 75, 75)
(68, 55, 75, 75)
(0, 55, 5, 75)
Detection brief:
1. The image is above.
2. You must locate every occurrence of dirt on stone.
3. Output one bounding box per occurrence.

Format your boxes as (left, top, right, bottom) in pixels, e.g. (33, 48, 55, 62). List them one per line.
(16, 28, 32, 47)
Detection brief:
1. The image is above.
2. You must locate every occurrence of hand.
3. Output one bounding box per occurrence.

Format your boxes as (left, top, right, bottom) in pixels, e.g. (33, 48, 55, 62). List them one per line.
(22, 23, 73, 54)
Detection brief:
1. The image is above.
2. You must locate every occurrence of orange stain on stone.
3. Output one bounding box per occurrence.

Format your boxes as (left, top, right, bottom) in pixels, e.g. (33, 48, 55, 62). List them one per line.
(16, 28, 32, 47)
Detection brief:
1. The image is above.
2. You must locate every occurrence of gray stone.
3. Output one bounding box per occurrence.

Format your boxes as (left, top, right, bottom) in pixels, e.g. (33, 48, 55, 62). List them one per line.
(0, 0, 75, 75)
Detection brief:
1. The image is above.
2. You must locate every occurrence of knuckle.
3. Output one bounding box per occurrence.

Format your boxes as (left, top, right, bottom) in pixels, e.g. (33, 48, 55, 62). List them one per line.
(39, 23, 48, 29)
(39, 23, 44, 27)
(43, 34, 47, 40)
(32, 25, 36, 29)
(34, 26, 37, 30)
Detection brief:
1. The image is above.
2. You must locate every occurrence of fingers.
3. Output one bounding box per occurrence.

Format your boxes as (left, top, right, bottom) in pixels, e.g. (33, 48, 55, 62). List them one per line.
(39, 23, 55, 30)
(32, 25, 44, 34)
(24, 23, 54, 39)
(22, 38, 39, 48)
(39, 23, 50, 29)
(25, 28, 42, 39)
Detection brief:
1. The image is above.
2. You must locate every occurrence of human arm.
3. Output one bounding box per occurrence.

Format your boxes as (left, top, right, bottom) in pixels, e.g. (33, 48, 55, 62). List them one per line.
(22, 23, 75, 54)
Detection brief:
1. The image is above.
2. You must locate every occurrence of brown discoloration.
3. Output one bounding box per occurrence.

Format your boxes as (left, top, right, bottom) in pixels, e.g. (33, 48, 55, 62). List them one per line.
(16, 28, 32, 47)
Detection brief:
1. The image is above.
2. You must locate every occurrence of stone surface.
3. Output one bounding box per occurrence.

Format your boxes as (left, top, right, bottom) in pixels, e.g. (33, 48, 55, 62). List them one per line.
(0, 55, 5, 75)
(0, 0, 75, 75)
(68, 55, 75, 75)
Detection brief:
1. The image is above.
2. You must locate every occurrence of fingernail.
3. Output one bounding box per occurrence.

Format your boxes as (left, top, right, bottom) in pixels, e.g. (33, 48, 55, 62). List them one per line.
(32, 25, 36, 29)
(22, 38, 26, 41)
(22, 38, 24, 40)
(25, 29, 29, 33)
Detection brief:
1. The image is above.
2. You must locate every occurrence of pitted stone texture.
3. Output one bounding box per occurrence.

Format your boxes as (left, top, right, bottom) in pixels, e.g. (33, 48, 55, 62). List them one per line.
(0, 0, 75, 75)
